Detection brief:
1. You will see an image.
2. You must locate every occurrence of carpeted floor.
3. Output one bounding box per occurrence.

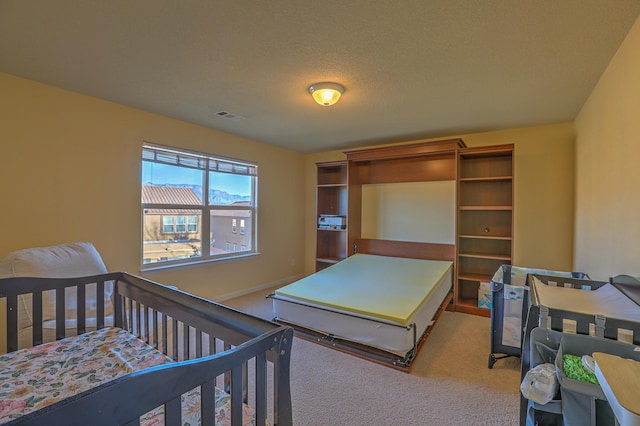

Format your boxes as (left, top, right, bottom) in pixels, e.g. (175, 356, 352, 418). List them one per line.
(223, 287, 522, 425)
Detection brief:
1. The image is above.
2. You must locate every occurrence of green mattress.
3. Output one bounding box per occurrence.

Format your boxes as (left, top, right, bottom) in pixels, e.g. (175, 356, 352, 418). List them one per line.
(274, 254, 453, 324)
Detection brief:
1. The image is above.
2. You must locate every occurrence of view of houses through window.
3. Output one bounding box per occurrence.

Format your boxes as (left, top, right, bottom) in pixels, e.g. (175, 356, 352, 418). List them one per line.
(141, 144, 257, 266)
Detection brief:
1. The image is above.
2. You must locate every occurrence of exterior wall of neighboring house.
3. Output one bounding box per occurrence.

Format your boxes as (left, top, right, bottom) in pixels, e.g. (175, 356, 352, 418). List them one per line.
(142, 185, 203, 263)
(142, 185, 253, 263)
(142, 212, 202, 263)
(210, 209, 252, 254)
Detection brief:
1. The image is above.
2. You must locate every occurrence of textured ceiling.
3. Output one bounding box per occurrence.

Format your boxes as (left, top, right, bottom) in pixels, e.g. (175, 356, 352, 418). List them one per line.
(1, 1, 639, 153)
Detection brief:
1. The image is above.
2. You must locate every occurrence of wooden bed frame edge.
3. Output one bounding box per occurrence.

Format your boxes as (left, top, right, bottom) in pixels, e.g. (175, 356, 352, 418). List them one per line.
(353, 238, 456, 262)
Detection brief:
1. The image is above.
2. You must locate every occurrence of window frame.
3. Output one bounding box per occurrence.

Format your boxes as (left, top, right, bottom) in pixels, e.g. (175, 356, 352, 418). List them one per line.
(141, 143, 258, 269)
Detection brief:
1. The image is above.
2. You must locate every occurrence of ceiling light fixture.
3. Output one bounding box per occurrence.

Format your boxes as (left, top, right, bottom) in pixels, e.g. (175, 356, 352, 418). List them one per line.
(308, 82, 345, 106)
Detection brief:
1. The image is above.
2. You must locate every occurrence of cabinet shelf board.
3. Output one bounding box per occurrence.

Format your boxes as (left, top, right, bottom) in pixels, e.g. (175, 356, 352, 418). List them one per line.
(459, 234, 512, 241)
(460, 176, 512, 182)
(458, 273, 493, 282)
(317, 183, 348, 188)
(455, 299, 491, 317)
(317, 228, 347, 232)
(458, 253, 512, 261)
(459, 205, 512, 211)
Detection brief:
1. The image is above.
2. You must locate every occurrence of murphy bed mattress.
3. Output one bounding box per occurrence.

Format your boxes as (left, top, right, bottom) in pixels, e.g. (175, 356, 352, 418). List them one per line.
(272, 253, 453, 355)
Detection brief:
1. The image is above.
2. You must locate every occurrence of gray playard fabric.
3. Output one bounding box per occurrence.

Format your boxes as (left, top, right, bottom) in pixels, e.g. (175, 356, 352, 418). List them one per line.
(491, 266, 585, 348)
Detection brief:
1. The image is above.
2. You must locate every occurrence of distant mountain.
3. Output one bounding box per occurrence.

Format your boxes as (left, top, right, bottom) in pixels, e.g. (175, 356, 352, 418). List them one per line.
(209, 189, 251, 205)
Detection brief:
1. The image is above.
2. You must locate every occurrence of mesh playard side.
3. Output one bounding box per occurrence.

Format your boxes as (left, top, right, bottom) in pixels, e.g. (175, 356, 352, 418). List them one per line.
(488, 265, 588, 368)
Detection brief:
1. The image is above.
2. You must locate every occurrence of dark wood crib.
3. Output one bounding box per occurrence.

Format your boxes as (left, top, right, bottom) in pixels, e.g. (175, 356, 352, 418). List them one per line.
(0, 272, 293, 426)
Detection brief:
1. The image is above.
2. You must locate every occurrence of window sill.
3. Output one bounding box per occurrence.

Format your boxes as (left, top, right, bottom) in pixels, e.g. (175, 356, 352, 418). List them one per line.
(140, 252, 261, 273)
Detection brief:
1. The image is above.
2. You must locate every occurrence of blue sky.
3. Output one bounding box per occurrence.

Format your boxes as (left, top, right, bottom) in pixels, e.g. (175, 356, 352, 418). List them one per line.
(142, 163, 250, 196)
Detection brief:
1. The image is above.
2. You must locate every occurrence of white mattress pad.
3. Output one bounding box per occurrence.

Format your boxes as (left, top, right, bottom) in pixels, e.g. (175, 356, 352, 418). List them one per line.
(275, 253, 453, 324)
(532, 276, 640, 322)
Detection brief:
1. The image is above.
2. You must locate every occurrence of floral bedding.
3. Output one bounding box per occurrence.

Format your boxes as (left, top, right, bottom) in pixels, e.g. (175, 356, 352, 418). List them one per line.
(0, 327, 256, 425)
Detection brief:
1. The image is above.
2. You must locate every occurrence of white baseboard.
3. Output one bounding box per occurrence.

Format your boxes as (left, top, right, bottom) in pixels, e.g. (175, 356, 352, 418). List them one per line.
(215, 274, 303, 302)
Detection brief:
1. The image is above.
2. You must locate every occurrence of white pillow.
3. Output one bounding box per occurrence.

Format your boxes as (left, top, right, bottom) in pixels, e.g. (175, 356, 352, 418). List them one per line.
(0, 242, 113, 332)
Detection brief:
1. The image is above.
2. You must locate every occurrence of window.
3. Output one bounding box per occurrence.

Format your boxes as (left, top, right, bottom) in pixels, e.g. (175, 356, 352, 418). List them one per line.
(162, 215, 198, 234)
(141, 144, 257, 267)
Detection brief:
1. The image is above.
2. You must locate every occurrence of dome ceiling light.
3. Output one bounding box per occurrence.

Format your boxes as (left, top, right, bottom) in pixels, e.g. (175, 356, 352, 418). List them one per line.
(308, 82, 345, 106)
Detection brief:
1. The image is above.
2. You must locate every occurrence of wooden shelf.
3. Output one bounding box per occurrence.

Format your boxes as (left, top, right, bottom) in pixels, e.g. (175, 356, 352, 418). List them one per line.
(458, 253, 512, 261)
(459, 176, 512, 182)
(318, 183, 347, 188)
(455, 298, 492, 317)
(458, 273, 493, 282)
(459, 206, 512, 211)
(455, 144, 514, 316)
(459, 234, 512, 241)
(316, 161, 349, 271)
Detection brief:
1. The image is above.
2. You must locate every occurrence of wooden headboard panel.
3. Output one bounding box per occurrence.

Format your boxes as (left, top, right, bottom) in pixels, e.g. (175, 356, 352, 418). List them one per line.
(353, 238, 455, 262)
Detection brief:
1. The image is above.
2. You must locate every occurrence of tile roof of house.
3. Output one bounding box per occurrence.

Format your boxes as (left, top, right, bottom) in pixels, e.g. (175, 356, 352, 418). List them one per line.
(142, 185, 251, 216)
(142, 185, 202, 205)
(142, 185, 202, 214)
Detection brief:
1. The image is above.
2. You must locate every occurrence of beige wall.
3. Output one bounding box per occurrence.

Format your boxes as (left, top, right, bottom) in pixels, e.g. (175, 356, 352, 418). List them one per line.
(574, 16, 640, 280)
(304, 122, 576, 275)
(0, 72, 306, 301)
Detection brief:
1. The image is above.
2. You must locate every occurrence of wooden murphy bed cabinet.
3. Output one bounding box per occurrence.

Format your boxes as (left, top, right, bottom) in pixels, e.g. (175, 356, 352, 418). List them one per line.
(344, 139, 464, 260)
(315, 140, 514, 316)
(456, 144, 514, 317)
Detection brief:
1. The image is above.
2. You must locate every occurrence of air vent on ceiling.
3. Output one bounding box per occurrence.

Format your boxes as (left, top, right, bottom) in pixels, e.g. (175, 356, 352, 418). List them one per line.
(216, 111, 245, 121)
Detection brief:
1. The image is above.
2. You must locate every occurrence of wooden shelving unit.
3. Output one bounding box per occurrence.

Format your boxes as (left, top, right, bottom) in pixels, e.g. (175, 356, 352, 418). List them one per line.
(456, 144, 514, 317)
(316, 161, 348, 271)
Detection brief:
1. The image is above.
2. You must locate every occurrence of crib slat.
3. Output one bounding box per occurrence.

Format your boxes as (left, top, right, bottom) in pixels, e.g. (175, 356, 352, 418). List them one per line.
(224, 342, 232, 393)
(183, 322, 189, 360)
(77, 284, 86, 335)
(32, 292, 43, 346)
(127, 297, 133, 330)
(171, 318, 178, 359)
(135, 301, 142, 337)
(165, 396, 181, 425)
(96, 280, 105, 330)
(114, 292, 123, 329)
(210, 337, 217, 356)
(255, 352, 267, 426)
(195, 329, 202, 358)
(231, 365, 243, 426)
(6, 294, 18, 352)
(56, 288, 65, 340)
(201, 381, 215, 425)
(161, 313, 168, 355)
(142, 304, 148, 343)
(152, 309, 159, 349)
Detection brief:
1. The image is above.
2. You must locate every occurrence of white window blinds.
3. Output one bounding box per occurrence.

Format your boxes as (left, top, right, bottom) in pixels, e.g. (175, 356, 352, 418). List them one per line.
(143, 145, 257, 176)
